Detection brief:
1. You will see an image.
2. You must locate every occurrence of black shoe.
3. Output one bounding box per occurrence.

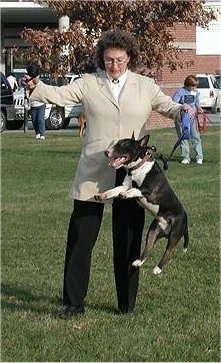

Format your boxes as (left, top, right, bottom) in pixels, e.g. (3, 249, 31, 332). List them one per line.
(56, 305, 85, 319)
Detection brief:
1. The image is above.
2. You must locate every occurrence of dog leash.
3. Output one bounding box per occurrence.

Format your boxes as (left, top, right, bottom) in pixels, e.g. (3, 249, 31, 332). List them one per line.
(139, 111, 190, 169)
(169, 109, 213, 160)
(168, 110, 191, 159)
(196, 110, 215, 133)
(155, 152, 168, 170)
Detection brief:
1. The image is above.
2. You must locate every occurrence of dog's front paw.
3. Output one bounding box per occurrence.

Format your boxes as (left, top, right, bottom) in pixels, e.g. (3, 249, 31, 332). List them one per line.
(119, 189, 139, 199)
(94, 193, 107, 201)
(119, 192, 127, 199)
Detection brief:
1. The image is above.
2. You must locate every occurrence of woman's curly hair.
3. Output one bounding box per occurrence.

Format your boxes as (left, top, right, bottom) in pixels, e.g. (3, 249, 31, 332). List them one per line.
(95, 29, 139, 71)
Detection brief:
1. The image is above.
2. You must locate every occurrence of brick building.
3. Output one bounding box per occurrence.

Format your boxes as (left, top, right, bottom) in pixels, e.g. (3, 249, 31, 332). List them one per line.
(148, 21, 221, 129)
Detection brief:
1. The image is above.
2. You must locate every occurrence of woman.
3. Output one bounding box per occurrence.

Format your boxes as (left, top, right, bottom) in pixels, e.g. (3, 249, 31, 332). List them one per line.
(25, 30, 191, 319)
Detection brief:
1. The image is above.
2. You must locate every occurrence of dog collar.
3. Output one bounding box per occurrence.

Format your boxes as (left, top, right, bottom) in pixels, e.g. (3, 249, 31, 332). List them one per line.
(128, 152, 153, 174)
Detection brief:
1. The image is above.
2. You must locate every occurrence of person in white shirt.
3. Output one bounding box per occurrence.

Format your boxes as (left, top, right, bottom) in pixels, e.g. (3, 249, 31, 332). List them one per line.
(24, 65, 46, 140)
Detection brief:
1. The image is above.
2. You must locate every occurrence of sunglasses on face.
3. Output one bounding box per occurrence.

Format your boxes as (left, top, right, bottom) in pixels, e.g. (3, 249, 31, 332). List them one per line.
(24, 74, 37, 83)
(20, 74, 37, 87)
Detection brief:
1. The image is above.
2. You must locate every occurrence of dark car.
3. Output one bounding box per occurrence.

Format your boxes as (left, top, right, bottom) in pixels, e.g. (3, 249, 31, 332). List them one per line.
(1, 72, 14, 132)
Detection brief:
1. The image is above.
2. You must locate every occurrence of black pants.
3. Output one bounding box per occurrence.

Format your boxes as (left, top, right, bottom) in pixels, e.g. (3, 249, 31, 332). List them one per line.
(63, 169, 145, 312)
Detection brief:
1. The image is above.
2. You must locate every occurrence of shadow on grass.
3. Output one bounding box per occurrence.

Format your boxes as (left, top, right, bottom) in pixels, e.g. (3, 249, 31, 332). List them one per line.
(1, 282, 58, 314)
(87, 302, 118, 315)
(1, 283, 118, 316)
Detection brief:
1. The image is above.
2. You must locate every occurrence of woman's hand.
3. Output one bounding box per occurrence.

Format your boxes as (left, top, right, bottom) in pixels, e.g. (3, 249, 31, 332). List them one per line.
(22, 75, 39, 90)
(181, 103, 196, 118)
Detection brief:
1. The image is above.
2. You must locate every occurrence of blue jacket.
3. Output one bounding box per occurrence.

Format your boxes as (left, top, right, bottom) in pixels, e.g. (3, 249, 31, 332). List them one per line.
(172, 86, 200, 110)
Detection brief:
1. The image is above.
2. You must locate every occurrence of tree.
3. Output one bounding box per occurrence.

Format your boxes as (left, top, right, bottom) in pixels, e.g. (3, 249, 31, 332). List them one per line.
(18, 0, 216, 75)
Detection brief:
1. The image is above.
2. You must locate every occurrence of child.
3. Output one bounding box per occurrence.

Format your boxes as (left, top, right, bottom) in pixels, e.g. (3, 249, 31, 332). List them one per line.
(172, 75, 204, 164)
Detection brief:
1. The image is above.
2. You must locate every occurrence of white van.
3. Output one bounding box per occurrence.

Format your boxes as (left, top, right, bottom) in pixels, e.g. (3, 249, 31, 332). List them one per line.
(196, 74, 220, 114)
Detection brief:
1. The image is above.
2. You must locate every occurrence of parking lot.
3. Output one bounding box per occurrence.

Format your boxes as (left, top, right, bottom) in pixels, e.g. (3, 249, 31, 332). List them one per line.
(2, 110, 220, 135)
(3, 112, 221, 134)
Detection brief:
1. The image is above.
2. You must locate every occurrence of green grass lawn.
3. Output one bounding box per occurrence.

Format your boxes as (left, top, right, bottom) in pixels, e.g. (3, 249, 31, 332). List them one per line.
(1, 126, 220, 362)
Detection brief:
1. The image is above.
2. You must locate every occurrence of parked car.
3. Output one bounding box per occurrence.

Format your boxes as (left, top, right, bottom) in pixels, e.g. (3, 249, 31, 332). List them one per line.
(13, 73, 84, 130)
(0, 72, 24, 132)
(196, 73, 220, 114)
(13, 68, 26, 86)
(214, 74, 221, 111)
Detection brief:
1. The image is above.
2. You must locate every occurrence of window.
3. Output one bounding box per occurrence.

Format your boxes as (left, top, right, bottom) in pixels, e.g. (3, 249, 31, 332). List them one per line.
(198, 77, 209, 88)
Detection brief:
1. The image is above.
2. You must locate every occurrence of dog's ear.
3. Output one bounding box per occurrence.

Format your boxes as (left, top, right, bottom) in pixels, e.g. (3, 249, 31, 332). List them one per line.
(139, 134, 150, 147)
(131, 131, 135, 140)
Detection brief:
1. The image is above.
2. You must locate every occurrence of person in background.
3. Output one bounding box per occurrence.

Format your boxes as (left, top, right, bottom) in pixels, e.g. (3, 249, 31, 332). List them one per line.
(24, 30, 194, 319)
(25, 64, 46, 140)
(7, 72, 18, 92)
(172, 75, 204, 165)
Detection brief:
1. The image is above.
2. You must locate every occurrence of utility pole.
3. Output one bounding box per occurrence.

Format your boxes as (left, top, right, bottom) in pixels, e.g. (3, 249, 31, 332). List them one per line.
(59, 15, 70, 72)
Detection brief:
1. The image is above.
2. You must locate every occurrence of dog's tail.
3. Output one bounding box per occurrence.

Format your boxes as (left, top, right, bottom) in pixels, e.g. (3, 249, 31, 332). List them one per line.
(183, 227, 189, 253)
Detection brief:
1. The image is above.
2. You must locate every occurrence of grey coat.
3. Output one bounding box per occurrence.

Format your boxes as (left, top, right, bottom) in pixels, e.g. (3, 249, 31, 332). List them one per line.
(30, 70, 181, 201)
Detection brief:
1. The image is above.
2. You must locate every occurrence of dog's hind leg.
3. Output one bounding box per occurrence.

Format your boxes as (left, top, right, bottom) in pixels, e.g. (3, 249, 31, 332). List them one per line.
(154, 237, 179, 274)
(132, 219, 164, 268)
(153, 215, 189, 274)
(154, 221, 185, 274)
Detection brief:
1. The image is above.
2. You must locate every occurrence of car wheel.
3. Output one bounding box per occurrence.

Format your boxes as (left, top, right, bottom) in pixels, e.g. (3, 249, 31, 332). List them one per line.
(6, 119, 24, 130)
(0, 110, 6, 132)
(45, 107, 65, 130)
(211, 99, 218, 114)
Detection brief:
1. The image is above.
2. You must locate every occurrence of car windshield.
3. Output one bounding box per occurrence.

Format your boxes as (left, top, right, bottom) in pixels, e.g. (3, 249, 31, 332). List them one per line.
(197, 77, 209, 88)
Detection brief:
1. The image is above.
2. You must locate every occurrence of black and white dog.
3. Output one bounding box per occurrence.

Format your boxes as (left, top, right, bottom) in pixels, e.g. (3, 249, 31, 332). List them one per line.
(94, 134, 189, 274)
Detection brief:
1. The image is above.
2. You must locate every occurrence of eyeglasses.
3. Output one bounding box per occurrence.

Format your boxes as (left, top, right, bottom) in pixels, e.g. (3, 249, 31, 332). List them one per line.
(24, 74, 36, 83)
(104, 57, 128, 66)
